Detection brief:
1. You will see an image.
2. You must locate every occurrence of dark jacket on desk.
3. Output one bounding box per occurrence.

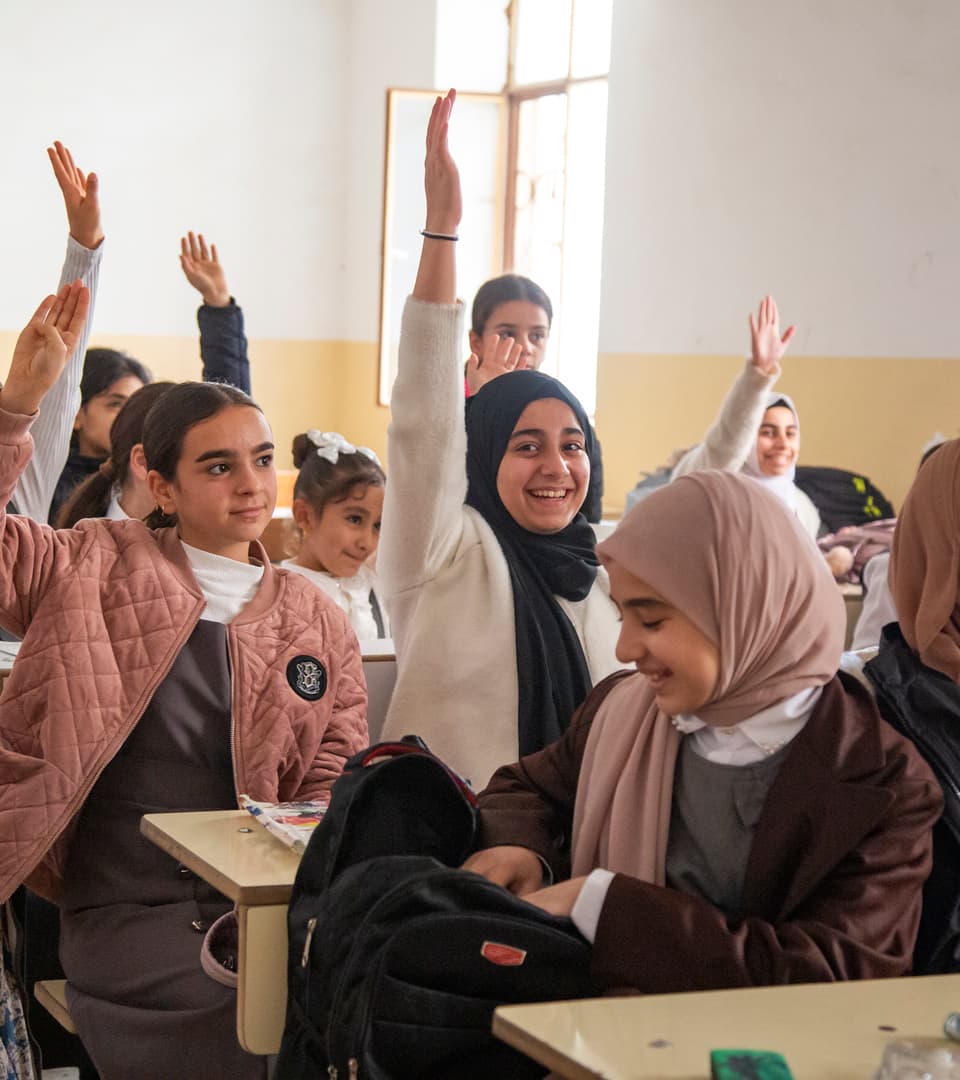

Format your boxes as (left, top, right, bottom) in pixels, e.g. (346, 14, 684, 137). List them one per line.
(866, 622, 960, 973)
(478, 670, 941, 994)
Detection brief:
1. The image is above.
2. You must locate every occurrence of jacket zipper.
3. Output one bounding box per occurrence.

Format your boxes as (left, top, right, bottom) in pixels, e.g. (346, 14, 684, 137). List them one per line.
(6, 593, 206, 898)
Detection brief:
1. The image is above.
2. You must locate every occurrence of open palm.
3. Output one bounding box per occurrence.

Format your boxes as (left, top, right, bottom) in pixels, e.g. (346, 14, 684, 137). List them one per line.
(749, 295, 796, 377)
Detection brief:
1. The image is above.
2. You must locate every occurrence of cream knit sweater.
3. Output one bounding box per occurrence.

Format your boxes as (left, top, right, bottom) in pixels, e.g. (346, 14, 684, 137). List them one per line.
(379, 298, 622, 790)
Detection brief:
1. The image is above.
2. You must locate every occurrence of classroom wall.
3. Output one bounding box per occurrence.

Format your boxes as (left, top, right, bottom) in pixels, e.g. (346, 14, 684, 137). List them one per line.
(596, 0, 960, 515)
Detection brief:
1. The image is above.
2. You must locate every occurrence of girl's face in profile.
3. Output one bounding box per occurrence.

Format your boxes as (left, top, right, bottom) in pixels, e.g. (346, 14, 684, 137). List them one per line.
(756, 405, 799, 477)
(496, 397, 589, 534)
(294, 483, 384, 578)
(607, 558, 720, 718)
(470, 300, 550, 371)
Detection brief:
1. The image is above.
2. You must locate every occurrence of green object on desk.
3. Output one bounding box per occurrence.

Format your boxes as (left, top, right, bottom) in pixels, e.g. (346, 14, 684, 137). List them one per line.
(711, 1049, 794, 1079)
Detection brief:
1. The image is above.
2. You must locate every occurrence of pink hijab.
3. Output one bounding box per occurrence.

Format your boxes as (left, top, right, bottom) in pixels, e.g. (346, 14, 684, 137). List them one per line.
(571, 470, 845, 882)
(890, 438, 960, 682)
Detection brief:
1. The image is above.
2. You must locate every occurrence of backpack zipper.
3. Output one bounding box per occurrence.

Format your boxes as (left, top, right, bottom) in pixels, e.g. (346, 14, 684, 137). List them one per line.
(301, 916, 318, 967)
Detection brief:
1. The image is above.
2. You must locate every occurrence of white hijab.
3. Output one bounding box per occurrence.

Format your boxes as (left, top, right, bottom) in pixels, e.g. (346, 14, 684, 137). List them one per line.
(741, 391, 800, 510)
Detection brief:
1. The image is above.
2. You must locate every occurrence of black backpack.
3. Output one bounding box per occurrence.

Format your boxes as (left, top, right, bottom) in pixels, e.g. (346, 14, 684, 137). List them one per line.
(275, 739, 595, 1080)
(793, 465, 895, 533)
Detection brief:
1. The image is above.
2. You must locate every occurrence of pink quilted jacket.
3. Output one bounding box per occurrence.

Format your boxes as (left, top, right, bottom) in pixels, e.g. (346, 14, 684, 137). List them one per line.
(0, 409, 368, 903)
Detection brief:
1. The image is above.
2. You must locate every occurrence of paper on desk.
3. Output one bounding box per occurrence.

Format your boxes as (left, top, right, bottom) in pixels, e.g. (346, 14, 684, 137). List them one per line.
(239, 795, 328, 854)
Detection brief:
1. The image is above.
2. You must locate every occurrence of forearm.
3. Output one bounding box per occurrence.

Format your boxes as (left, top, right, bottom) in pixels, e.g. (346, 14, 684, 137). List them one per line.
(13, 237, 102, 521)
(672, 361, 776, 478)
(379, 297, 467, 594)
(198, 299, 250, 393)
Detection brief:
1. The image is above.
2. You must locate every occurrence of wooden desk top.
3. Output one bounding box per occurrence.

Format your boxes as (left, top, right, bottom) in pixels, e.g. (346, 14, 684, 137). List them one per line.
(140, 809, 301, 905)
(493, 974, 960, 1079)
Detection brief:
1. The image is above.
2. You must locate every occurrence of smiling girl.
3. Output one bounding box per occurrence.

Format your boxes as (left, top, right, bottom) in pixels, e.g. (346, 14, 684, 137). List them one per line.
(672, 296, 821, 538)
(467, 469, 940, 991)
(0, 285, 366, 1079)
(282, 430, 389, 641)
(378, 90, 621, 789)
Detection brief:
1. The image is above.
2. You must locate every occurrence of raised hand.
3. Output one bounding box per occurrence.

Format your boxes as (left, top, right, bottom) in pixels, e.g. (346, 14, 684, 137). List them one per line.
(749, 295, 796, 377)
(465, 334, 527, 395)
(1, 282, 91, 416)
(180, 231, 231, 307)
(424, 89, 461, 235)
(47, 141, 103, 250)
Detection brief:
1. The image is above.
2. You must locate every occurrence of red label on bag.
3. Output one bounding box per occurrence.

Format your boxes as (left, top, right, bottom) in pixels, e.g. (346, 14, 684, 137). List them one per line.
(481, 941, 527, 967)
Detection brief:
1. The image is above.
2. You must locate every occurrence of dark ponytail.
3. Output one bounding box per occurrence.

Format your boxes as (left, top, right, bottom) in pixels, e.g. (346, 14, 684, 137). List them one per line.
(57, 382, 175, 527)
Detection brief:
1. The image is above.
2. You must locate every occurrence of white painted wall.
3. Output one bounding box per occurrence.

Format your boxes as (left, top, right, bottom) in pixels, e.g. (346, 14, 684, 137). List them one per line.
(0, 0, 438, 343)
(599, 0, 960, 359)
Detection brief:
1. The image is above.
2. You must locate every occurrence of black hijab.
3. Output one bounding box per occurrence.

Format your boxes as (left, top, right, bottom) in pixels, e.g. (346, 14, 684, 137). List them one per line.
(465, 370, 598, 756)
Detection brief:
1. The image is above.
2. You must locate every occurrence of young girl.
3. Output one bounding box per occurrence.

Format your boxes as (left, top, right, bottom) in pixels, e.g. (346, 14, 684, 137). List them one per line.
(467, 469, 940, 990)
(465, 274, 604, 523)
(865, 437, 960, 972)
(281, 430, 389, 641)
(378, 90, 621, 789)
(48, 232, 251, 524)
(55, 380, 174, 526)
(0, 283, 367, 1079)
(671, 296, 821, 538)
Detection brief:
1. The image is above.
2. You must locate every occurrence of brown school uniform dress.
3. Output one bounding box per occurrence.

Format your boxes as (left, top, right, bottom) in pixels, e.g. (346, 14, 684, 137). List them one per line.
(60, 621, 265, 1080)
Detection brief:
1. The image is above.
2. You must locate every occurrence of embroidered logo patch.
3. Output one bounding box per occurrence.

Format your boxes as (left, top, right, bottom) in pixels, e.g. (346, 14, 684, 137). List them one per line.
(287, 656, 327, 701)
(480, 941, 527, 967)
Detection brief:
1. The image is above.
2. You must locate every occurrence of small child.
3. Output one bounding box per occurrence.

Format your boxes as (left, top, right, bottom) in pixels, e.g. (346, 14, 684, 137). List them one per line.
(282, 431, 389, 641)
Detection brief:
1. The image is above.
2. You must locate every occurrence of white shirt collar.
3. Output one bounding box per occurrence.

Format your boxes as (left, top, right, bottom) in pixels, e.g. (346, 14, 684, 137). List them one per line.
(671, 685, 823, 765)
(180, 539, 264, 624)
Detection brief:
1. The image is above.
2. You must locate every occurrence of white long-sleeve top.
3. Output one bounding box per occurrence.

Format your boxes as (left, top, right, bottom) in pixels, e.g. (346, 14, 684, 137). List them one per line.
(378, 298, 621, 791)
(12, 236, 102, 522)
(672, 360, 820, 539)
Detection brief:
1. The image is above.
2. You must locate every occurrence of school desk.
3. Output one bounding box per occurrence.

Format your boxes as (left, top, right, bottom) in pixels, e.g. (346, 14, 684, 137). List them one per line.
(140, 809, 299, 1055)
(0, 639, 21, 694)
(492, 973, 960, 1079)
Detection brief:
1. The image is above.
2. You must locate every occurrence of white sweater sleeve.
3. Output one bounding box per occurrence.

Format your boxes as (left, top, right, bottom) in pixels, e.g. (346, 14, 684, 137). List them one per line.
(851, 552, 898, 651)
(379, 297, 468, 598)
(672, 360, 777, 479)
(12, 236, 103, 521)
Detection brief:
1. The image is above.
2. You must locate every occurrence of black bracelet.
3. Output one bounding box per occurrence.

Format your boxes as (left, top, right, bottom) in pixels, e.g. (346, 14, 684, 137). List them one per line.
(420, 229, 459, 241)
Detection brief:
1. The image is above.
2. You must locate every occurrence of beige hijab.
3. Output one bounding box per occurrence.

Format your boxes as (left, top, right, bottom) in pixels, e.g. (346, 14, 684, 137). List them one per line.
(890, 437, 960, 682)
(571, 470, 845, 882)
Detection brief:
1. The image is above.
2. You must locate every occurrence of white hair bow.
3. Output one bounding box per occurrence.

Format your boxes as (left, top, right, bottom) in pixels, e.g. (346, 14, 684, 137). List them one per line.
(306, 430, 381, 468)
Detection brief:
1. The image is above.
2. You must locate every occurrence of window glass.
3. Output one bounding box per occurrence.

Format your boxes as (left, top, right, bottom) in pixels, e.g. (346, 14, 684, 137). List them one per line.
(570, 0, 613, 78)
(513, 0, 573, 85)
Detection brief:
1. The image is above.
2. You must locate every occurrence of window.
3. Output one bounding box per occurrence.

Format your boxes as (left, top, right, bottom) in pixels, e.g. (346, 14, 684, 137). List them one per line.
(378, 1, 612, 412)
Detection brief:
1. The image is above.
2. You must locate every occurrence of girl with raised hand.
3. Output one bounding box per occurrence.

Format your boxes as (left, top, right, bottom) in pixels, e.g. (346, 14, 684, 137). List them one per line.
(282, 430, 389, 641)
(378, 90, 621, 790)
(466, 274, 605, 523)
(467, 470, 940, 991)
(671, 296, 821, 538)
(0, 285, 366, 1080)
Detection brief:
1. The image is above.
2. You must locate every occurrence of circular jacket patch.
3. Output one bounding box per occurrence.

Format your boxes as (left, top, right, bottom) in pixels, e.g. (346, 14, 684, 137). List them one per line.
(287, 656, 327, 701)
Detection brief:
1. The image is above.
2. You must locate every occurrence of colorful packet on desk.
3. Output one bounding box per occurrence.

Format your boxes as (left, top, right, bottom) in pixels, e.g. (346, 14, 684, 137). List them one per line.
(711, 1049, 794, 1079)
(239, 795, 329, 853)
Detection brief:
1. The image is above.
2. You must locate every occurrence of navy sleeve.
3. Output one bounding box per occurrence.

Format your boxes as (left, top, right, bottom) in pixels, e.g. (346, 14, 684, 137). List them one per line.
(197, 300, 251, 394)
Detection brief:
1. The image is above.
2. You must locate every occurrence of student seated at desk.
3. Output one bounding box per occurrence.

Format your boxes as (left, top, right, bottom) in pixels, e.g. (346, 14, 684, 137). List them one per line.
(865, 437, 960, 973)
(378, 90, 620, 791)
(282, 430, 389, 641)
(467, 469, 941, 992)
(0, 286, 367, 1080)
(671, 297, 821, 539)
